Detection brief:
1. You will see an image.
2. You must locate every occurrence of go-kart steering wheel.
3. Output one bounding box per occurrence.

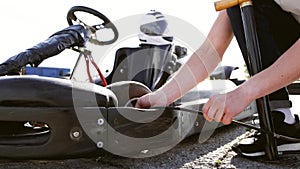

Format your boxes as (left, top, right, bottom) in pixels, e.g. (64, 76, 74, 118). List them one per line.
(67, 6, 118, 45)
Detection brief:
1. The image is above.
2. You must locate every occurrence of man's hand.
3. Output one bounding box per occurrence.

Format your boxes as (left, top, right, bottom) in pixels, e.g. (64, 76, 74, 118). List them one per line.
(202, 88, 253, 125)
(135, 91, 168, 109)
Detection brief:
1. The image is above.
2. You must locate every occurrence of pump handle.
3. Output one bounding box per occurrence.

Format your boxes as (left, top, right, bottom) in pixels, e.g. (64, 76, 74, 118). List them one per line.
(214, 0, 250, 11)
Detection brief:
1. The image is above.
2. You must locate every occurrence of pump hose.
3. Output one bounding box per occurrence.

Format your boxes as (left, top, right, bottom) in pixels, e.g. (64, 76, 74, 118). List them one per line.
(148, 106, 300, 143)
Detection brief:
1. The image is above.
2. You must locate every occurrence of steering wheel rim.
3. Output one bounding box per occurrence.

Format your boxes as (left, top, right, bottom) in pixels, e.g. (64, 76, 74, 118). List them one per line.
(67, 6, 118, 45)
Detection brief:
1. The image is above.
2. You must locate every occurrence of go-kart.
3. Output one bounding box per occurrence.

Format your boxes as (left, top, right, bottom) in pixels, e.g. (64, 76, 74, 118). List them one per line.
(0, 6, 256, 159)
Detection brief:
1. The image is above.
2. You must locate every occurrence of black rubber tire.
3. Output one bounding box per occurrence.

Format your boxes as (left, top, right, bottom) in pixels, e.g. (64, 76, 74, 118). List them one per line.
(0, 76, 117, 107)
(106, 81, 151, 107)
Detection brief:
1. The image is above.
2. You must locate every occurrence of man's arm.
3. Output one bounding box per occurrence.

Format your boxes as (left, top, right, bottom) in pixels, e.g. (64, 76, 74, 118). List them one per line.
(241, 39, 300, 101)
(136, 11, 234, 108)
(203, 39, 300, 124)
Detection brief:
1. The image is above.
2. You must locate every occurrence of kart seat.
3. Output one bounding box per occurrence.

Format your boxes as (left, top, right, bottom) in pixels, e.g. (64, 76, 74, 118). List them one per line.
(105, 44, 174, 91)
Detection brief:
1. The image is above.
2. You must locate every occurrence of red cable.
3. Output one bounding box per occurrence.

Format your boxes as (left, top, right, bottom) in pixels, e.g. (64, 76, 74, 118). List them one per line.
(85, 54, 108, 86)
(85, 55, 93, 83)
(90, 57, 108, 86)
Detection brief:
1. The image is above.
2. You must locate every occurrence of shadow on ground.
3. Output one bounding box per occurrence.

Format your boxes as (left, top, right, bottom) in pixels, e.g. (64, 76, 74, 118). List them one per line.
(0, 124, 299, 169)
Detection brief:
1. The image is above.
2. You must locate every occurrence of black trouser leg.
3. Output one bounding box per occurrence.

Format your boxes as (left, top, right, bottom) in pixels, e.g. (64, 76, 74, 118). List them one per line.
(226, 0, 300, 105)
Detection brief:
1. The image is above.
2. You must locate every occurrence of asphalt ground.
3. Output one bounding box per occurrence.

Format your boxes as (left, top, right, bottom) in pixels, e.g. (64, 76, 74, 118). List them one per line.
(0, 123, 299, 169)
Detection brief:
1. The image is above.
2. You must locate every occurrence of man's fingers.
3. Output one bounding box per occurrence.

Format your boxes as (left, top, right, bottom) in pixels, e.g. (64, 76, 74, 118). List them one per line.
(135, 101, 142, 108)
(203, 95, 227, 123)
(221, 113, 233, 125)
(214, 108, 224, 122)
(207, 105, 217, 122)
(214, 100, 225, 122)
(202, 99, 213, 122)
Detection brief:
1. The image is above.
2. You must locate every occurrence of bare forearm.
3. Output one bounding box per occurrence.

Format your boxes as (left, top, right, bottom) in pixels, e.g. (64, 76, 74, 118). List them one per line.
(240, 39, 300, 100)
(155, 11, 234, 104)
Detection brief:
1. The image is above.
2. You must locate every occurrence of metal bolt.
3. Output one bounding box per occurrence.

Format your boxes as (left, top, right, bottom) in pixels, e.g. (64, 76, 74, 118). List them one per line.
(70, 128, 82, 141)
(72, 131, 80, 138)
(141, 150, 149, 154)
(97, 118, 104, 125)
(97, 141, 104, 148)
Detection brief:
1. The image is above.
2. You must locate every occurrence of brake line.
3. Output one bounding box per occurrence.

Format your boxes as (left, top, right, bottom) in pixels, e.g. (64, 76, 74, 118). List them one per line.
(83, 50, 108, 86)
(89, 54, 107, 86)
(152, 106, 300, 143)
(84, 55, 93, 83)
